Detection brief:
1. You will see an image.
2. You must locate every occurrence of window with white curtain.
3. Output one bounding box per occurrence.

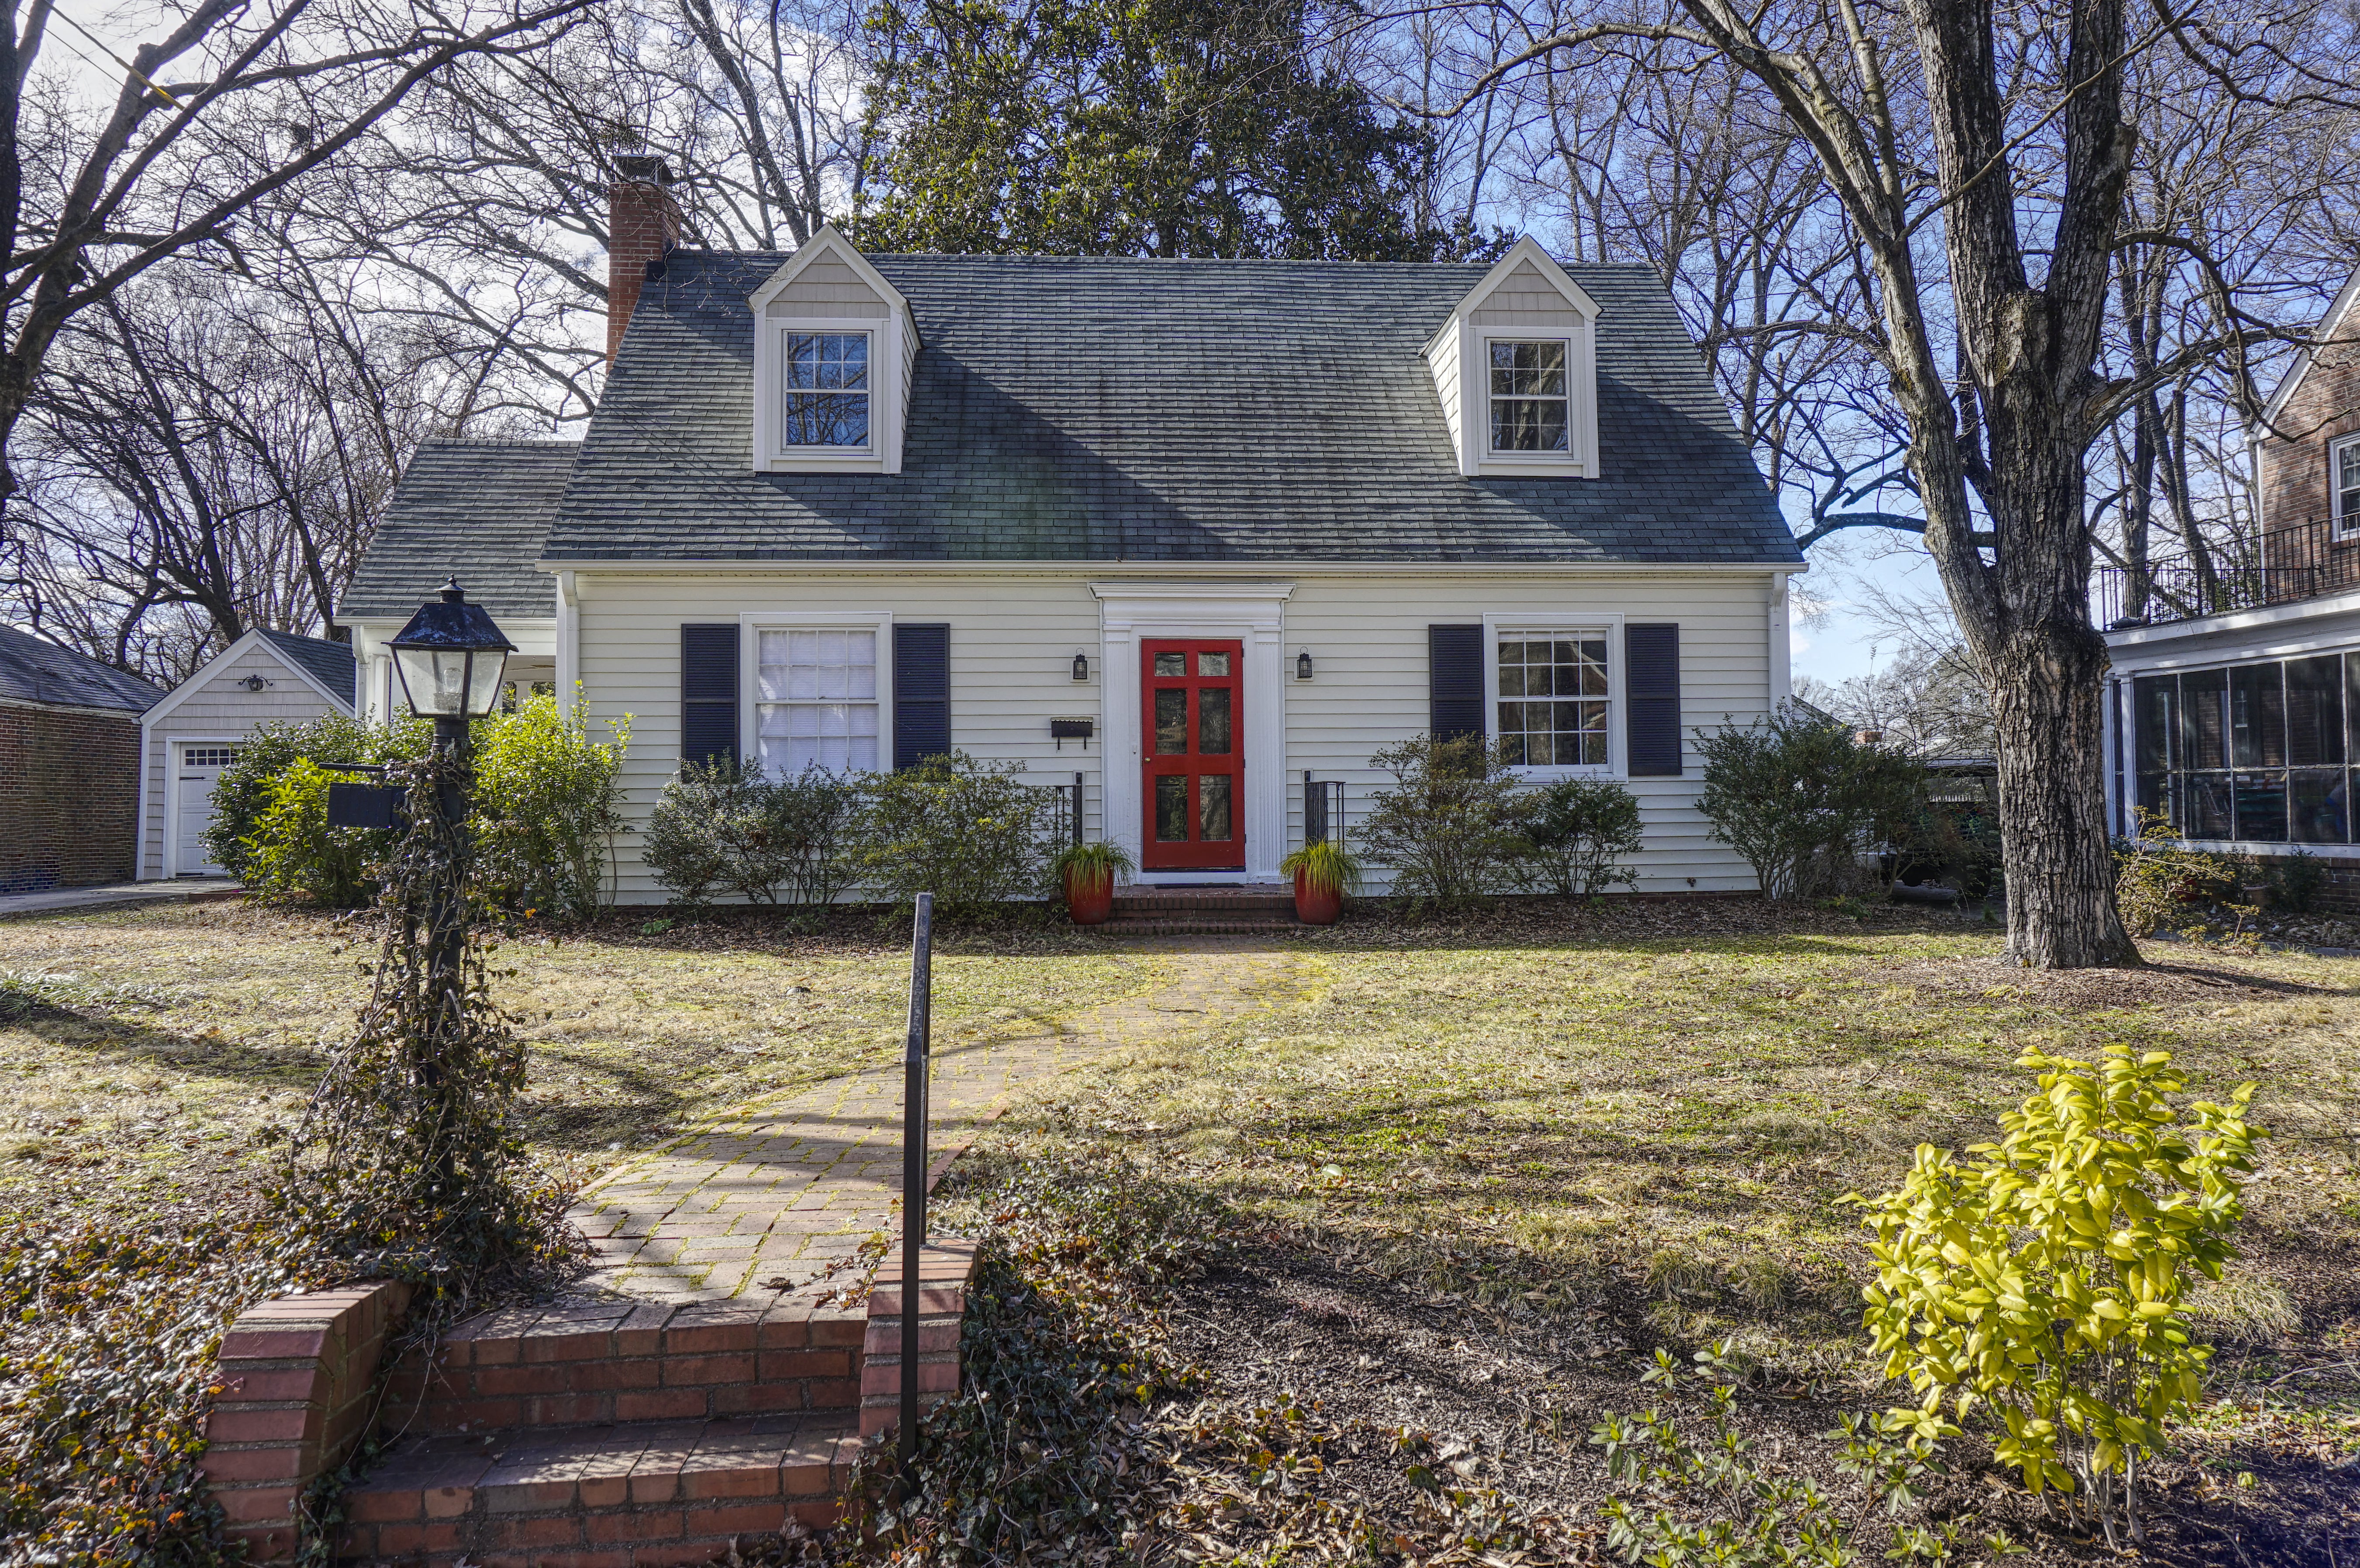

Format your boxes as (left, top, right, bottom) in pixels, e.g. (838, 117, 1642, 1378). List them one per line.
(756, 628, 879, 773)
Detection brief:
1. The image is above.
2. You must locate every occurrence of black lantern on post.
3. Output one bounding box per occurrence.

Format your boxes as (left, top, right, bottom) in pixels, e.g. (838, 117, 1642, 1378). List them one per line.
(389, 579, 516, 736)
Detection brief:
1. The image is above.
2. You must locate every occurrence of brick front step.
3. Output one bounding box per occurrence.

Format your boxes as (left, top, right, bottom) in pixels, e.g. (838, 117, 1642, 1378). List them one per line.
(336, 1412, 860, 1566)
(1099, 917, 1299, 935)
(379, 1296, 869, 1438)
(1111, 888, 1294, 916)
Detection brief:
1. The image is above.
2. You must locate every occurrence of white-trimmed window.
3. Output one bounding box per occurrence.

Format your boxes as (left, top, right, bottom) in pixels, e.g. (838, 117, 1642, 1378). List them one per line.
(1496, 632, 1610, 766)
(781, 330, 871, 450)
(756, 628, 878, 773)
(1488, 339, 1571, 454)
(2335, 431, 2360, 537)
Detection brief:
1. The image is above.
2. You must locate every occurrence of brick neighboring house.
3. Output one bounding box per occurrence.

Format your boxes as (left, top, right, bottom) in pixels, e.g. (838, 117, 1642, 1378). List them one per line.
(0, 625, 162, 893)
(2100, 259, 2360, 913)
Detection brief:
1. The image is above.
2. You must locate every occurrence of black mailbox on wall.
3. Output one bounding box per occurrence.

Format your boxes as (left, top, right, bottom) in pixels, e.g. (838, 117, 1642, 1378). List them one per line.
(1050, 718, 1095, 750)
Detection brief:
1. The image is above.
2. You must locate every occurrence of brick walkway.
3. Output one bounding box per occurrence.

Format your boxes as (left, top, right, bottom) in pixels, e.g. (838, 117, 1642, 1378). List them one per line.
(570, 942, 1299, 1302)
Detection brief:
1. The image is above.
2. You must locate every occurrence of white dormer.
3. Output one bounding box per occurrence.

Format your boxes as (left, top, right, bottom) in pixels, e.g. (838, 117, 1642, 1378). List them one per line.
(749, 226, 919, 474)
(1423, 236, 1601, 479)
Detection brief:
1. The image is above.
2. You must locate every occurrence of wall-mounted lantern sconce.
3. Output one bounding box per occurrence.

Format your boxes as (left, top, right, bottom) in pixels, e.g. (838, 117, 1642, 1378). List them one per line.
(241, 673, 271, 692)
(1296, 649, 1314, 681)
(1071, 650, 1090, 682)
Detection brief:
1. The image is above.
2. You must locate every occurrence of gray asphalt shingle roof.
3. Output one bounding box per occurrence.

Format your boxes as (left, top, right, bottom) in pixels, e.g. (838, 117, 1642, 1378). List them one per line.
(0, 624, 161, 711)
(257, 630, 357, 707)
(543, 251, 1800, 566)
(340, 439, 576, 620)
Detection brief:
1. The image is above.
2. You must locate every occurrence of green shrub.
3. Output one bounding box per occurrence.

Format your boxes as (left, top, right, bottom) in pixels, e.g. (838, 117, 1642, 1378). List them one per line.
(1694, 703, 1925, 900)
(2112, 810, 2240, 936)
(853, 751, 1057, 919)
(641, 760, 860, 912)
(1852, 1046, 2262, 1548)
(202, 714, 425, 879)
(1510, 776, 1643, 897)
(735, 766, 862, 909)
(641, 761, 746, 908)
(470, 691, 631, 922)
(2267, 849, 2329, 915)
(1359, 734, 1524, 908)
(1590, 1341, 1958, 1565)
(240, 757, 392, 907)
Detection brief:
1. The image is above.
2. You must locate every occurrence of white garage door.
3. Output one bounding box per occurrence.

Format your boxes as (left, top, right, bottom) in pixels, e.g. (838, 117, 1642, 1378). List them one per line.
(175, 745, 242, 875)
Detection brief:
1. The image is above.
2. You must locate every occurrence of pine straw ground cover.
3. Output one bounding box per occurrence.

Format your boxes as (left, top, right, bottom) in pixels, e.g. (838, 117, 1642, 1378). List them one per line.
(868, 906, 2360, 1568)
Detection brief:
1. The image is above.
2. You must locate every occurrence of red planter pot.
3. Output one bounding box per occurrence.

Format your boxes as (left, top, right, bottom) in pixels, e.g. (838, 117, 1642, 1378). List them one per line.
(1065, 869, 1116, 925)
(1293, 871, 1341, 926)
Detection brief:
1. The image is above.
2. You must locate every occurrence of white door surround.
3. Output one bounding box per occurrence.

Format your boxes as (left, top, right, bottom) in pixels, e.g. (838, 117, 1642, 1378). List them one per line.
(1092, 581, 1291, 882)
(168, 737, 244, 876)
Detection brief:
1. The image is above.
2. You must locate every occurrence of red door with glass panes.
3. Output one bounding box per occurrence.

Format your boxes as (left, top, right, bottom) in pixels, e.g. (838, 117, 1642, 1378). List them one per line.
(1142, 640, 1244, 870)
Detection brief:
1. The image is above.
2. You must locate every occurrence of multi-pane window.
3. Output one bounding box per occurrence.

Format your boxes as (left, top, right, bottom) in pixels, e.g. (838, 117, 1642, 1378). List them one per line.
(756, 629, 878, 773)
(1497, 635, 1610, 766)
(2335, 433, 2360, 537)
(181, 746, 242, 768)
(2134, 653, 2356, 843)
(1487, 340, 1570, 453)
(781, 332, 871, 448)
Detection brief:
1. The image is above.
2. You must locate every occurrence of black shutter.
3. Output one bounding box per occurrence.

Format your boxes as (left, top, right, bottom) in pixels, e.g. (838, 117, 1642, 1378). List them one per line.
(1625, 622, 1682, 777)
(1429, 624, 1485, 741)
(893, 622, 950, 769)
(681, 624, 739, 770)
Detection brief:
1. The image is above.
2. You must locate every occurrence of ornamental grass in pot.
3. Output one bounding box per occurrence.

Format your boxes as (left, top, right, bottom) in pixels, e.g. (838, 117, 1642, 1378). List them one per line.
(1280, 837, 1361, 925)
(1052, 840, 1133, 924)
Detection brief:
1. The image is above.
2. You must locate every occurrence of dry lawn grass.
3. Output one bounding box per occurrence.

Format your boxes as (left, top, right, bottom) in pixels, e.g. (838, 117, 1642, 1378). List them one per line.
(0, 901, 1173, 1221)
(990, 916, 2360, 1492)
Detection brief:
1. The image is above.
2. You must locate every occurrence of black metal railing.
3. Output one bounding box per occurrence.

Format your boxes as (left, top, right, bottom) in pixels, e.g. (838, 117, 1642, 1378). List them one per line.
(898, 893, 932, 1482)
(1303, 774, 1344, 844)
(1037, 773, 1084, 849)
(2096, 519, 2360, 628)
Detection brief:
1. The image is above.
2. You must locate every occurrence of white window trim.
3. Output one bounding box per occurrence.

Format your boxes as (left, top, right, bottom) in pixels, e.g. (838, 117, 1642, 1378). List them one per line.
(1482, 612, 1625, 779)
(1460, 323, 1599, 478)
(737, 610, 895, 776)
(1480, 334, 1576, 461)
(2332, 430, 2360, 539)
(752, 314, 903, 474)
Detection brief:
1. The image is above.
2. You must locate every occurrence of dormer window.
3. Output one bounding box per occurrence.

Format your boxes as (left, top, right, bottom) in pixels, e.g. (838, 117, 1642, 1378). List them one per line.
(749, 226, 916, 473)
(782, 331, 871, 449)
(1489, 341, 1570, 454)
(1423, 237, 1600, 478)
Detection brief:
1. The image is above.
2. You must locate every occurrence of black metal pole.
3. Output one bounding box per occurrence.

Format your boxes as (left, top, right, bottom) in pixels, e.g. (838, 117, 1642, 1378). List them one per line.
(1073, 771, 1084, 849)
(424, 713, 472, 1185)
(898, 891, 933, 1481)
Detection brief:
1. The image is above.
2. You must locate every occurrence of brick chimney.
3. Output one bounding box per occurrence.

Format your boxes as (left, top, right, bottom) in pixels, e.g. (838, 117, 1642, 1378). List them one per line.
(607, 155, 681, 366)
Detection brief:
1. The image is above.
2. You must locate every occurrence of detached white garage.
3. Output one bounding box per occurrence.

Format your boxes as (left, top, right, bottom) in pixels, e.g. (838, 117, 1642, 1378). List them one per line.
(138, 630, 356, 880)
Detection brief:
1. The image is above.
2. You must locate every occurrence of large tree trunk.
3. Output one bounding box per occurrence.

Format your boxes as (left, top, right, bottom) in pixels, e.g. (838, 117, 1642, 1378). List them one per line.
(1987, 618, 2139, 967)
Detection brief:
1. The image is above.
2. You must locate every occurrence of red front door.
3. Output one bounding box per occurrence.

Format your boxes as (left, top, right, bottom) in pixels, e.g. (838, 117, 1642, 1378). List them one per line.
(1142, 640, 1244, 870)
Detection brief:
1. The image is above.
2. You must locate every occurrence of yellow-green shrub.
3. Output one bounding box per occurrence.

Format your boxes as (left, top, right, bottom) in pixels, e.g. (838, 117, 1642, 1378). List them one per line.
(1852, 1047, 2260, 1545)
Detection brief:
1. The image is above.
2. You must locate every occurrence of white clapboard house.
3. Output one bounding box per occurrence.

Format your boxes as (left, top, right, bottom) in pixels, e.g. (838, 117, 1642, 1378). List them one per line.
(337, 163, 1806, 901)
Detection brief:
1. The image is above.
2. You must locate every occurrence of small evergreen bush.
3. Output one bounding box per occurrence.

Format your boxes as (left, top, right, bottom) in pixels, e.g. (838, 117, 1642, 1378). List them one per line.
(2267, 849, 2329, 915)
(240, 757, 393, 908)
(641, 761, 747, 908)
(1511, 776, 1643, 897)
(1852, 1046, 2262, 1548)
(202, 714, 425, 879)
(1359, 734, 1524, 908)
(853, 751, 1057, 919)
(470, 692, 631, 922)
(1694, 703, 1925, 900)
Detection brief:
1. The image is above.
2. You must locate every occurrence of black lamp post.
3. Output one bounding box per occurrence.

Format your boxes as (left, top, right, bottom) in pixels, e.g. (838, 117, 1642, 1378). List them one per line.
(387, 580, 515, 1074)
